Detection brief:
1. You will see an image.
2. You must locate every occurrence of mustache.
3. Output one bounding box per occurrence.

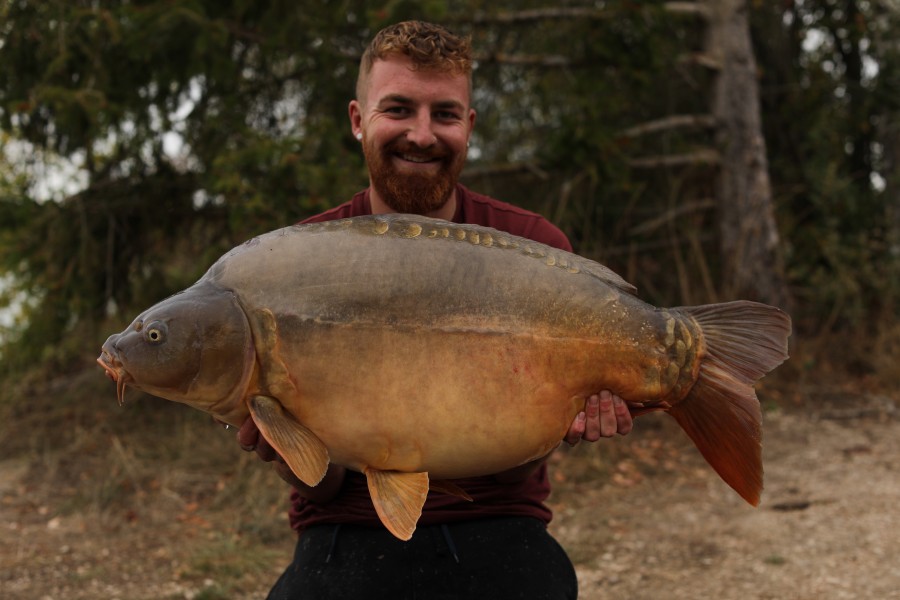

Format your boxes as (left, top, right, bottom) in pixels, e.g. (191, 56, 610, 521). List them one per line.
(385, 140, 446, 160)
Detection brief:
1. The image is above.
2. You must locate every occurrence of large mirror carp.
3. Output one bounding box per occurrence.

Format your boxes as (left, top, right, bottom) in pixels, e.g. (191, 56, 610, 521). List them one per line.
(98, 214, 791, 540)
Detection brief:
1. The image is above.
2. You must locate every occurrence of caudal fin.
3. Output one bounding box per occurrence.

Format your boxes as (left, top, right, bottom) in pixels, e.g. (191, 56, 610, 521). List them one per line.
(668, 301, 791, 506)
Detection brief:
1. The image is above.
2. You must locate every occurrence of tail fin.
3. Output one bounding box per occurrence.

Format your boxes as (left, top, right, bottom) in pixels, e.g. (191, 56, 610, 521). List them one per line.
(668, 301, 791, 506)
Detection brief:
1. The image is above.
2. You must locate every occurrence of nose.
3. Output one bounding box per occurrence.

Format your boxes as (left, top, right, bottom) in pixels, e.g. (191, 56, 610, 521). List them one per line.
(406, 112, 437, 148)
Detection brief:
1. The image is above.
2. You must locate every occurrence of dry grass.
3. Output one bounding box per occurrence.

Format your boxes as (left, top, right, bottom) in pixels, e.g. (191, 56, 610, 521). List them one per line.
(1, 365, 294, 597)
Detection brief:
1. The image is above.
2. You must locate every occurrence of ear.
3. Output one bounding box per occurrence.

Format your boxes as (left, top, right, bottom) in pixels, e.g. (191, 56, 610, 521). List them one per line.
(466, 108, 476, 147)
(349, 100, 363, 139)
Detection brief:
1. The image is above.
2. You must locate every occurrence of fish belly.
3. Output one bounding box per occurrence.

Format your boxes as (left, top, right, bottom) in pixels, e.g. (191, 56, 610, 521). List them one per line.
(272, 316, 671, 479)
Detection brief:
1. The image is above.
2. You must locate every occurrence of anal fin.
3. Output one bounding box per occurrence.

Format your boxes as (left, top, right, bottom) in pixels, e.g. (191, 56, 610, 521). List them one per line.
(365, 468, 429, 541)
(248, 395, 329, 487)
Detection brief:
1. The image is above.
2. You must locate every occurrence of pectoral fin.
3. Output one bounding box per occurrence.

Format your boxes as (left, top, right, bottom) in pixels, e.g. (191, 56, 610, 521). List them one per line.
(248, 395, 329, 487)
(364, 468, 429, 541)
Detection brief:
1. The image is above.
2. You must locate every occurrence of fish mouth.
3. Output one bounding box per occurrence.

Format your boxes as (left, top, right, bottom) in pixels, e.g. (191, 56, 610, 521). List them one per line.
(96, 351, 132, 407)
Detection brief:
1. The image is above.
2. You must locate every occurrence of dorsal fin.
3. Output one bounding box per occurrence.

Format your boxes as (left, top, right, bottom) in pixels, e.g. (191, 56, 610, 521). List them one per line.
(303, 214, 638, 295)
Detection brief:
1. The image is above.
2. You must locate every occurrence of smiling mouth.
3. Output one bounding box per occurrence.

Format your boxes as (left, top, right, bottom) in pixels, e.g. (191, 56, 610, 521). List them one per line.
(395, 153, 441, 164)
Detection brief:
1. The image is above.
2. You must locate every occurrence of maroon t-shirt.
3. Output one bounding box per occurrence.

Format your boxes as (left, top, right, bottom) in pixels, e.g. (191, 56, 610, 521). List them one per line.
(288, 183, 573, 532)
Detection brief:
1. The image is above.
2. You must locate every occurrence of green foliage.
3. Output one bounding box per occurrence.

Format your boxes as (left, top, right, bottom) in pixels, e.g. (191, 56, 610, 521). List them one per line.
(752, 0, 900, 330)
(0, 0, 897, 381)
(0, 0, 373, 379)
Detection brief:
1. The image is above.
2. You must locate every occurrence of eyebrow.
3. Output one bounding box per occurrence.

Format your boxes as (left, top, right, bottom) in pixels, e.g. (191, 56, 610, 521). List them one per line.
(376, 94, 466, 111)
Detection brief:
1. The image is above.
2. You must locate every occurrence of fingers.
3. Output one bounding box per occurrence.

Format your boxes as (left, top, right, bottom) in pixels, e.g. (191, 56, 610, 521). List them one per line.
(597, 390, 633, 437)
(236, 416, 281, 462)
(272, 461, 304, 487)
(565, 411, 587, 445)
(577, 392, 614, 442)
(237, 416, 260, 451)
(613, 393, 634, 435)
(567, 391, 633, 446)
(255, 438, 281, 462)
(598, 391, 617, 439)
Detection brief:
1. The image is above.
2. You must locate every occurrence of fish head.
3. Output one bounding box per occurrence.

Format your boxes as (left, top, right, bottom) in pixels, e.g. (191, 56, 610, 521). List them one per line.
(97, 282, 254, 417)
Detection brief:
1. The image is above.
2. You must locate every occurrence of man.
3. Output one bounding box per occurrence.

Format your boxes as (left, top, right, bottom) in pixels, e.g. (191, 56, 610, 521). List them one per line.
(238, 21, 633, 599)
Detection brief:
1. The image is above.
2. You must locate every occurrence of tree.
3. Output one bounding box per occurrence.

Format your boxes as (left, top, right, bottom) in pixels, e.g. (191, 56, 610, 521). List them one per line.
(1, 0, 895, 379)
(751, 0, 899, 329)
(705, 0, 790, 310)
(0, 0, 371, 375)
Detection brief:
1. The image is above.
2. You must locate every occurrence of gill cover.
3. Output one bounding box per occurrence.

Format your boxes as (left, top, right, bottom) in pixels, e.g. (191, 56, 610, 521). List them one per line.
(100, 281, 254, 413)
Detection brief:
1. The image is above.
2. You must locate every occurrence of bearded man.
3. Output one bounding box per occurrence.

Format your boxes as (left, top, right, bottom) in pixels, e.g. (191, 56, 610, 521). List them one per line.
(239, 20, 633, 600)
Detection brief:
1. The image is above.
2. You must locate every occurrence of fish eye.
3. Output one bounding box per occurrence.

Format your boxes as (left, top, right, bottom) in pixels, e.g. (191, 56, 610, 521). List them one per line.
(144, 322, 167, 345)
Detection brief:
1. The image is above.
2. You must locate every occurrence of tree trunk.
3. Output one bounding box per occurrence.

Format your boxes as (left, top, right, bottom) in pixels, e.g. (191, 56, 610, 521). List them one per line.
(705, 0, 791, 311)
(884, 120, 900, 258)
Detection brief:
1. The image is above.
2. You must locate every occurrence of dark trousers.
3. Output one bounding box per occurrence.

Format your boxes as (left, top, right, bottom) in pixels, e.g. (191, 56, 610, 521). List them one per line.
(266, 517, 578, 600)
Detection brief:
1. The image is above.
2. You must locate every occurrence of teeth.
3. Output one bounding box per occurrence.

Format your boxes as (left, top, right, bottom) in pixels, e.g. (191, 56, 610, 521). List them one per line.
(398, 154, 436, 163)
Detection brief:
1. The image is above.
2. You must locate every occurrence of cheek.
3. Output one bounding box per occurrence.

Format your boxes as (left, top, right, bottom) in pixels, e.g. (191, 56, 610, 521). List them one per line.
(123, 340, 200, 391)
(365, 117, 405, 142)
(436, 127, 470, 154)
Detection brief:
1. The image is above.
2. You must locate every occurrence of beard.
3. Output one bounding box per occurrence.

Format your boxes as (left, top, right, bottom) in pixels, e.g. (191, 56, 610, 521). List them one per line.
(363, 138, 466, 215)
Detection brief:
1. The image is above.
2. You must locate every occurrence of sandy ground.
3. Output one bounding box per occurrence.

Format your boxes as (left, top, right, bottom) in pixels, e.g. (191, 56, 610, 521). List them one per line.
(552, 397, 900, 600)
(1, 379, 898, 599)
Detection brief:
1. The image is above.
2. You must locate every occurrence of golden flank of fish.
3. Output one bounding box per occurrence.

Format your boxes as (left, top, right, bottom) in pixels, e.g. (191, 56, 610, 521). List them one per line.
(98, 214, 791, 540)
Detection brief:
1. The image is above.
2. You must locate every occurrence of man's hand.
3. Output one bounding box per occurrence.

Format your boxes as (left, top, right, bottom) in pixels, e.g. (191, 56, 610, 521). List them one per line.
(237, 417, 279, 461)
(564, 390, 632, 446)
(496, 390, 633, 483)
(236, 416, 346, 502)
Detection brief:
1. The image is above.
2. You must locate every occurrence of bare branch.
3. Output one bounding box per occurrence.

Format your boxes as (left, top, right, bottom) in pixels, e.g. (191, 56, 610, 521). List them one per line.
(458, 8, 613, 24)
(461, 4, 709, 24)
(621, 114, 717, 138)
(473, 52, 579, 67)
(629, 199, 717, 235)
(628, 149, 720, 169)
(678, 52, 722, 70)
(602, 232, 717, 258)
(664, 2, 712, 19)
(463, 161, 550, 180)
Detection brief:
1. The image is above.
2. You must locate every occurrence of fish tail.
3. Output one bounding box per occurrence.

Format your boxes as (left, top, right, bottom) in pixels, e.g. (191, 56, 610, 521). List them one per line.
(668, 301, 791, 506)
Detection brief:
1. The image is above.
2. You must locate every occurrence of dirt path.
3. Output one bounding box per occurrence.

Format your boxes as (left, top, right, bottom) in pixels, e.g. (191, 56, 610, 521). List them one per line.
(1, 389, 898, 599)
(551, 402, 900, 600)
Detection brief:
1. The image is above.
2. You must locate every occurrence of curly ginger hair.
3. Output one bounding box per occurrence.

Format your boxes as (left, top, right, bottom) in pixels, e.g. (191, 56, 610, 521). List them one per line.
(356, 21, 473, 104)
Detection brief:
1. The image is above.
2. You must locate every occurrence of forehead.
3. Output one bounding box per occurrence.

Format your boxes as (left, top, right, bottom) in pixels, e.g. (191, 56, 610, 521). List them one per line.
(364, 55, 470, 108)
